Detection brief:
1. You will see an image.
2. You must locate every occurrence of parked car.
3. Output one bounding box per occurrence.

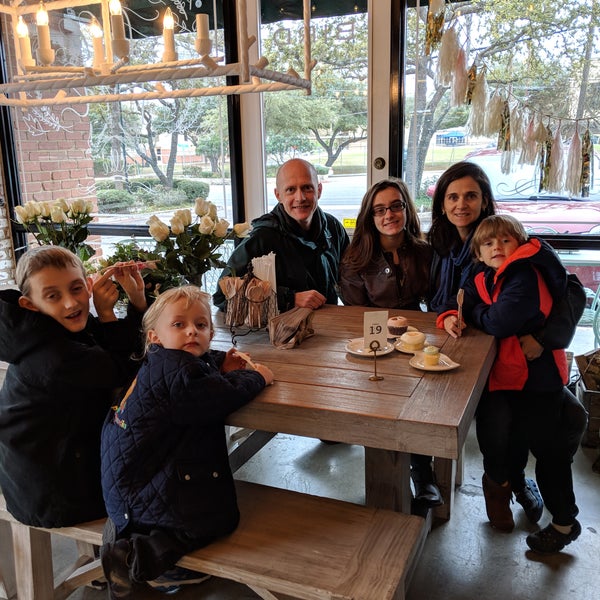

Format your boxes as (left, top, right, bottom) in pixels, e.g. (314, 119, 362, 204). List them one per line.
(427, 149, 600, 235)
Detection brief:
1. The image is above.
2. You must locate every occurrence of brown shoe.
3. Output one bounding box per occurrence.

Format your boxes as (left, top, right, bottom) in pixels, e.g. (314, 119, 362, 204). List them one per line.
(482, 473, 514, 532)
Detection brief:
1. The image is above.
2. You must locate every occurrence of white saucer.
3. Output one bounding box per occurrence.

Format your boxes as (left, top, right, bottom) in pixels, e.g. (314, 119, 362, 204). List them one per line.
(345, 338, 395, 357)
(409, 352, 460, 371)
(394, 338, 427, 354)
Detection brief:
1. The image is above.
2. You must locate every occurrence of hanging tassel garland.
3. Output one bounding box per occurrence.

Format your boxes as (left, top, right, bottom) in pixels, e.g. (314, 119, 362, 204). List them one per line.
(484, 91, 504, 137)
(510, 107, 524, 153)
(437, 26, 459, 86)
(519, 116, 537, 165)
(547, 125, 565, 193)
(467, 70, 488, 136)
(425, 0, 446, 56)
(581, 128, 592, 197)
(465, 63, 477, 104)
(538, 126, 553, 192)
(564, 128, 582, 197)
(498, 101, 512, 173)
(451, 48, 468, 106)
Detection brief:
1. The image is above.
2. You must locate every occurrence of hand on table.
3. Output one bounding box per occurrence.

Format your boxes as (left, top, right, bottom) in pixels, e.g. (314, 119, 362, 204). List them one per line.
(295, 290, 326, 310)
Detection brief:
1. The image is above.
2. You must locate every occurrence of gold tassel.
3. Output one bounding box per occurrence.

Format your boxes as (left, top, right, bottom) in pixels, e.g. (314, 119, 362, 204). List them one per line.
(581, 128, 592, 197)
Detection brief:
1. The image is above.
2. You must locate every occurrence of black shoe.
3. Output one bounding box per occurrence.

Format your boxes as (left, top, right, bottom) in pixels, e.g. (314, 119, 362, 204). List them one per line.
(100, 539, 133, 600)
(411, 465, 443, 507)
(514, 478, 544, 524)
(148, 567, 211, 594)
(526, 520, 582, 554)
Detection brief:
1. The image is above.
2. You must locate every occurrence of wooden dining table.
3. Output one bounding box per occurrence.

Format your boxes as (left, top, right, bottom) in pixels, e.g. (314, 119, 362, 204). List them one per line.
(212, 304, 496, 520)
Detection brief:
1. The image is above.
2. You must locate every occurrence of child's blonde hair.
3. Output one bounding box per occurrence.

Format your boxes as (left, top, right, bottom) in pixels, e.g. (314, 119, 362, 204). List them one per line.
(471, 214, 529, 259)
(142, 285, 213, 354)
(16, 245, 87, 297)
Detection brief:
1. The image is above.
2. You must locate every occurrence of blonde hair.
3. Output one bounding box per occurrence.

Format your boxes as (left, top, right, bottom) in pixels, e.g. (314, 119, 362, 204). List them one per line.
(471, 214, 529, 259)
(142, 285, 212, 354)
(16, 246, 87, 297)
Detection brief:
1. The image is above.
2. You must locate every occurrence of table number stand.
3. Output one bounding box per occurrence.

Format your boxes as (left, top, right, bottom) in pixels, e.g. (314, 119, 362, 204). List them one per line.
(368, 340, 384, 381)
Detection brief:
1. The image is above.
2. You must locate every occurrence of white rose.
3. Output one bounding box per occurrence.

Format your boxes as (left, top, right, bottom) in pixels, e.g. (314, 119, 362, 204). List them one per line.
(14, 205, 29, 224)
(174, 208, 192, 226)
(170, 215, 185, 235)
(38, 201, 52, 218)
(54, 198, 69, 213)
(194, 197, 209, 216)
(213, 219, 229, 238)
(25, 201, 41, 218)
(50, 205, 67, 223)
(148, 215, 170, 242)
(70, 198, 88, 215)
(233, 222, 252, 237)
(198, 215, 215, 235)
(206, 202, 218, 220)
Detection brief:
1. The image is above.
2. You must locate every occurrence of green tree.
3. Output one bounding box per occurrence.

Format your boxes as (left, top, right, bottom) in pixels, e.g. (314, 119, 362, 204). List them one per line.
(404, 0, 599, 192)
(261, 15, 368, 168)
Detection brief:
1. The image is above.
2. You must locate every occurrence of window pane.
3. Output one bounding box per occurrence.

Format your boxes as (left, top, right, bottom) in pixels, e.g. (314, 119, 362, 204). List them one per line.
(404, 0, 600, 352)
(3, 5, 231, 276)
(260, 10, 368, 229)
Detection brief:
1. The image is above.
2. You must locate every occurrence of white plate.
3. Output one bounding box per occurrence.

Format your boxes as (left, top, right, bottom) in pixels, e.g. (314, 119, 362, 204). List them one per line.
(394, 336, 427, 354)
(345, 338, 395, 357)
(409, 353, 460, 371)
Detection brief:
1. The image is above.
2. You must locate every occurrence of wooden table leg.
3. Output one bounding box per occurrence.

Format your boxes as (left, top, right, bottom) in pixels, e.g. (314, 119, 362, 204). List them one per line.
(432, 457, 456, 521)
(364, 448, 412, 513)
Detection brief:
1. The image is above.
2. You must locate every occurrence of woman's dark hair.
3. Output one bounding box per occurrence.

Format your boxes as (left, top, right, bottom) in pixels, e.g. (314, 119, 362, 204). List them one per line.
(427, 161, 496, 256)
(342, 178, 424, 273)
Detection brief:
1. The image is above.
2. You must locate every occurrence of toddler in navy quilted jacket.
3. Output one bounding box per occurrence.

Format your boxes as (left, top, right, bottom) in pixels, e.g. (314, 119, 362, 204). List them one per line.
(100, 285, 273, 597)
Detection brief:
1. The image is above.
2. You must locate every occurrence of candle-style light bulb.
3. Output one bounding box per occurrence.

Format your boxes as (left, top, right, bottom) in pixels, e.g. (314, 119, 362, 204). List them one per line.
(36, 2, 55, 66)
(89, 17, 104, 69)
(16, 16, 35, 67)
(162, 7, 177, 62)
(109, 0, 129, 60)
(195, 13, 211, 56)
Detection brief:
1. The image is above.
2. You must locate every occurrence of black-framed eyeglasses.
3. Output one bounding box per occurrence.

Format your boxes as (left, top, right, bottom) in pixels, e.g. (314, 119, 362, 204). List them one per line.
(371, 200, 406, 217)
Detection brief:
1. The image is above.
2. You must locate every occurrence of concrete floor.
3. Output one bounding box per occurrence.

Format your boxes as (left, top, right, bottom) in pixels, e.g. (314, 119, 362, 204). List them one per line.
(7, 325, 600, 600)
(50, 420, 600, 600)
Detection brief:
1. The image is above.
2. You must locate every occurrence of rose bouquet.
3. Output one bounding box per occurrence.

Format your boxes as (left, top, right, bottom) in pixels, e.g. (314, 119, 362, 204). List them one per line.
(14, 198, 95, 262)
(148, 197, 251, 288)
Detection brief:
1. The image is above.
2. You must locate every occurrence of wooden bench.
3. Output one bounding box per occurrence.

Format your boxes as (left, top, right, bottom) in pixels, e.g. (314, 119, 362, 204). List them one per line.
(0, 480, 427, 600)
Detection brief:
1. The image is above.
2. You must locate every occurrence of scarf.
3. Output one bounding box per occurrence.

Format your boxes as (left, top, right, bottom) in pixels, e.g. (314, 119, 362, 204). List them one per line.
(431, 231, 475, 312)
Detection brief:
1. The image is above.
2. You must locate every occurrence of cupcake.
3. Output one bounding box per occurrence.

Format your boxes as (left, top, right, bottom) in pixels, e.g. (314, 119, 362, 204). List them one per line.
(387, 316, 408, 337)
(423, 345, 440, 366)
(399, 330, 426, 352)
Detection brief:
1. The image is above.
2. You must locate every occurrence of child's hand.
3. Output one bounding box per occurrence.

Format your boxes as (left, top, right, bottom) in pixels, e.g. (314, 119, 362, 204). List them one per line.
(91, 270, 120, 322)
(222, 348, 247, 372)
(519, 334, 543, 361)
(109, 262, 147, 313)
(254, 363, 274, 386)
(444, 314, 465, 339)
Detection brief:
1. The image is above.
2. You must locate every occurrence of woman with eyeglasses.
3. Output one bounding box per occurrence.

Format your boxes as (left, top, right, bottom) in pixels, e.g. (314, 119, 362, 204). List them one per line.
(339, 179, 432, 310)
(339, 179, 440, 511)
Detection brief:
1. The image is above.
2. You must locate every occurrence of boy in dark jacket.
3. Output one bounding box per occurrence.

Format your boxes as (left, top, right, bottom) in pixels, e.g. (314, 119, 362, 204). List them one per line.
(0, 245, 146, 527)
(100, 286, 274, 597)
(441, 215, 585, 553)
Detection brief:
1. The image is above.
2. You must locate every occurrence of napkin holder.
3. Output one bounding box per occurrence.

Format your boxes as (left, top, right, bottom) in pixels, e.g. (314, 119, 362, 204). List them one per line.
(268, 307, 315, 349)
(220, 264, 278, 333)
